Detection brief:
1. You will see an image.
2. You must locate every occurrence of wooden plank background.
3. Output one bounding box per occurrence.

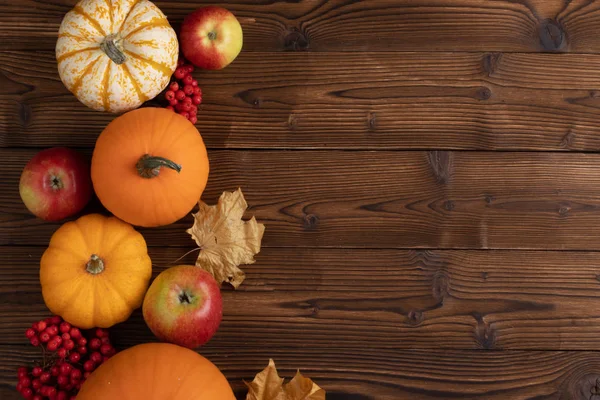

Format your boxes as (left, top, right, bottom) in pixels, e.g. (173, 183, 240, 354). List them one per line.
(3, 0, 600, 399)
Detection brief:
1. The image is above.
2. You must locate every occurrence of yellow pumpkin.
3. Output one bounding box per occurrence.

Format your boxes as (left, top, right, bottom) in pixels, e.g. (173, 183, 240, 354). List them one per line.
(56, 0, 178, 113)
(40, 214, 152, 329)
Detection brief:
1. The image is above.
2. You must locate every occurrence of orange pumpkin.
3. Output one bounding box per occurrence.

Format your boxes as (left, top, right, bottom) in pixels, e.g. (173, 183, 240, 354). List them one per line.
(77, 342, 236, 400)
(91, 107, 209, 227)
(40, 214, 152, 329)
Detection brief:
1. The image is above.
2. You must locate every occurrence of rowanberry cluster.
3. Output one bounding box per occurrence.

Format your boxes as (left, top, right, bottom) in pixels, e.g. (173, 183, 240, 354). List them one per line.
(17, 315, 116, 399)
(164, 58, 202, 124)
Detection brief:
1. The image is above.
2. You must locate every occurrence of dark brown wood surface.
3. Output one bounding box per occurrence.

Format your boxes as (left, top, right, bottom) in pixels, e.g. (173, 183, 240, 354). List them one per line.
(4, 0, 600, 399)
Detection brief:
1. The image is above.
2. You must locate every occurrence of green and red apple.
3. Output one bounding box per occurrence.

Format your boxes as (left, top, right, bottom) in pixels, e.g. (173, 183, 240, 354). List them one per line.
(142, 265, 223, 349)
(19, 147, 92, 221)
(180, 6, 243, 70)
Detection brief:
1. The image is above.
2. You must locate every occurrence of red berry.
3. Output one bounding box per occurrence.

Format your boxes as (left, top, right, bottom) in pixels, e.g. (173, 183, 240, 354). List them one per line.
(190, 105, 198, 114)
(18, 367, 28, 378)
(65, 383, 74, 391)
(30, 337, 40, 347)
(46, 325, 59, 337)
(32, 378, 42, 390)
(166, 105, 175, 111)
(57, 391, 68, 400)
(63, 339, 75, 350)
(22, 387, 33, 399)
(95, 328, 108, 338)
(46, 340, 59, 351)
(57, 375, 69, 387)
(169, 82, 179, 91)
(20, 377, 31, 387)
(46, 387, 57, 398)
(175, 90, 186, 101)
(183, 75, 193, 85)
(183, 96, 193, 104)
(25, 328, 36, 339)
(102, 355, 111, 362)
(169, 98, 179, 106)
(50, 366, 60, 377)
(32, 367, 42, 377)
(180, 111, 190, 120)
(61, 332, 70, 341)
(174, 67, 186, 80)
(57, 348, 68, 359)
(33, 395, 43, 400)
(83, 360, 95, 372)
(183, 84, 194, 95)
(83, 372, 91, 379)
(77, 337, 87, 347)
(59, 322, 71, 333)
(68, 352, 81, 363)
(77, 346, 88, 355)
(39, 332, 50, 343)
(59, 364, 72, 376)
(191, 79, 198, 87)
(180, 103, 192, 113)
(70, 369, 82, 382)
(177, 59, 185, 66)
(90, 352, 103, 364)
(40, 372, 51, 383)
(192, 95, 202, 105)
(89, 338, 101, 350)
(165, 90, 175, 101)
(189, 115, 198, 124)
(69, 328, 81, 340)
(36, 321, 47, 332)
(50, 316, 62, 325)
(184, 64, 194, 74)
(17, 383, 23, 392)
(193, 86, 201, 95)
(101, 336, 111, 344)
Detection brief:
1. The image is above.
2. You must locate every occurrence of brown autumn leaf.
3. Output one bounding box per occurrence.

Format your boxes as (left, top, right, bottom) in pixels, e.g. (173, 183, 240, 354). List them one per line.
(246, 359, 325, 400)
(186, 188, 265, 288)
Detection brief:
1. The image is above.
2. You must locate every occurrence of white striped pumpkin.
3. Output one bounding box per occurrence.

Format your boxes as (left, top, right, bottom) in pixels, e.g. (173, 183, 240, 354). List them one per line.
(56, 0, 178, 113)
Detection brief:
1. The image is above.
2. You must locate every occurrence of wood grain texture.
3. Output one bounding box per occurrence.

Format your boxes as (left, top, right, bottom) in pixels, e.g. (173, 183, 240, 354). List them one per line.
(5, 0, 600, 53)
(3, 246, 600, 351)
(2, 149, 600, 250)
(6, 51, 600, 150)
(4, 345, 600, 399)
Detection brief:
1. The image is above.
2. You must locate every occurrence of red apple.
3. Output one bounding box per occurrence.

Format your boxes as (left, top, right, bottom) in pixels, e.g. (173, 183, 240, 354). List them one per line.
(19, 147, 92, 221)
(180, 6, 243, 70)
(142, 265, 223, 349)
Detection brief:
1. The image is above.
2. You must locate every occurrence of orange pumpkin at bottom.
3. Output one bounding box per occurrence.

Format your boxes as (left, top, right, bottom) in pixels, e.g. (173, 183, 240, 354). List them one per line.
(91, 107, 209, 228)
(77, 343, 236, 400)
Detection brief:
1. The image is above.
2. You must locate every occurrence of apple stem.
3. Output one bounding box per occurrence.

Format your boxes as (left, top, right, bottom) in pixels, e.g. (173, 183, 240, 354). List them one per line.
(49, 175, 63, 190)
(179, 291, 192, 304)
(136, 155, 182, 179)
(100, 34, 127, 65)
(86, 254, 105, 275)
(208, 31, 217, 40)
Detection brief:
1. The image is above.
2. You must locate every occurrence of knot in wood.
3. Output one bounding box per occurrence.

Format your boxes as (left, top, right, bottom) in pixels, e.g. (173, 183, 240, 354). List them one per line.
(432, 271, 449, 302)
(483, 53, 502, 76)
(407, 310, 424, 326)
(474, 313, 496, 349)
(444, 200, 455, 211)
(476, 86, 492, 101)
(18, 102, 32, 127)
(283, 28, 310, 51)
(559, 204, 571, 217)
(539, 19, 567, 52)
(367, 112, 377, 131)
(303, 213, 319, 230)
(427, 151, 454, 185)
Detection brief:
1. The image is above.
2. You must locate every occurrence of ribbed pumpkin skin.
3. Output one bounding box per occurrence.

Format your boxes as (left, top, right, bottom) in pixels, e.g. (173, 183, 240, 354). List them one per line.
(40, 214, 152, 329)
(91, 107, 209, 227)
(56, 0, 178, 112)
(77, 343, 236, 400)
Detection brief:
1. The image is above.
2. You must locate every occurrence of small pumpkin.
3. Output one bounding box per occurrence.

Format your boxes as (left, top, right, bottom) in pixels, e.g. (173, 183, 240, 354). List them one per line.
(91, 107, 209, 227)
(56, 0, 178, 112)
(40, 214, 152, 329)
(77, 342, 236, 399)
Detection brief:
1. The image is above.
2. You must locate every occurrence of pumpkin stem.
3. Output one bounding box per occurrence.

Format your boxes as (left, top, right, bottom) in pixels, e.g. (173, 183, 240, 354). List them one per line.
(100, 34, 126, 65)
(136, 154, 182, 179)
(86, 254, 105, 275)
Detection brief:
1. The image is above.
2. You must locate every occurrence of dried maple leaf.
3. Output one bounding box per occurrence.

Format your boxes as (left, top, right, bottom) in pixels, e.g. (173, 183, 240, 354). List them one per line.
(246, 359, 325, 400)
(187, 188, 265, 288)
